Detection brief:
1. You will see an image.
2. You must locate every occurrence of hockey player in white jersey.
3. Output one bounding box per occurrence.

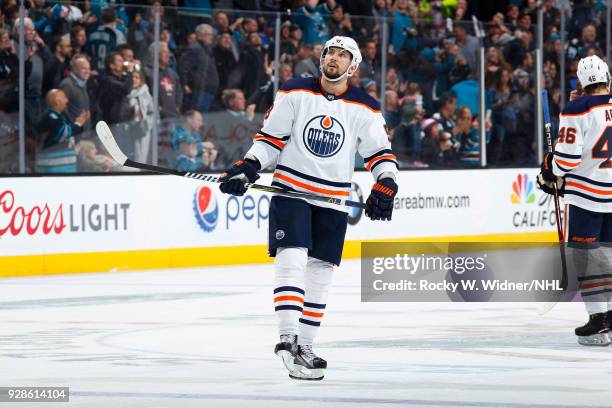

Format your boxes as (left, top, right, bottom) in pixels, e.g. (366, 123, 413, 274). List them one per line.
(538, 55, 612, 346)
(218, 36, 399, 379)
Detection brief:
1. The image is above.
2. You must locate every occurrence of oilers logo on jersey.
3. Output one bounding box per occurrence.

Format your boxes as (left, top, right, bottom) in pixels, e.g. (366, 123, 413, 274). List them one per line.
(303, 115, 345, 158)
(246, 77, 399, 212)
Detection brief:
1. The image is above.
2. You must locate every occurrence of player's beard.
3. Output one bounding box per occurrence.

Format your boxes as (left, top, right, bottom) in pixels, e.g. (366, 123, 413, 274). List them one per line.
(323, 65, 344, 79)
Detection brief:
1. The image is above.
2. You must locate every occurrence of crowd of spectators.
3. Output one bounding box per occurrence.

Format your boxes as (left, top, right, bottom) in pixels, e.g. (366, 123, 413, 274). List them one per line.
(0, 0, 608, 173)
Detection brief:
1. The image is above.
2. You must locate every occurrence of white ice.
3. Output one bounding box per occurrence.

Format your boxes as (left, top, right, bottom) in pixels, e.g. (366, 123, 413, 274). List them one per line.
(1, 260, 611, 408)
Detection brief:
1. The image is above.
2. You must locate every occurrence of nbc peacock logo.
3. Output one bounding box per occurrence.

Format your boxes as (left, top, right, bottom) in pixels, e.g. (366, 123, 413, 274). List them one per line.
(510, 173, 536, 204)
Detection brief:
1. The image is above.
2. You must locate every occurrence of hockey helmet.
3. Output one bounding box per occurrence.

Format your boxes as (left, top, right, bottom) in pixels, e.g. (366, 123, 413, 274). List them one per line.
(320, 36, 362, 82)
(577, 55, 610, 89)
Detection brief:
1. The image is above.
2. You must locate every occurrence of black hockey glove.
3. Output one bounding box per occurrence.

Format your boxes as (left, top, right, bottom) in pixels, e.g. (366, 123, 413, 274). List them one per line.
(537, 152, 565, 196)
(365, 178, 398, 221)
(219, 159, 261, 196)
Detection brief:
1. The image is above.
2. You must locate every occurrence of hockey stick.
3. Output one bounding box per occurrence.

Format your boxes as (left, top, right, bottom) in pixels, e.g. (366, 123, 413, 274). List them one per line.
(538, 91, 569, 315)
(95, 121, 366, 210)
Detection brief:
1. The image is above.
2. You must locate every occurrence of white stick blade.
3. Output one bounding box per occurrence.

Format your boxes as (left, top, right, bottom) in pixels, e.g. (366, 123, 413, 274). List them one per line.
(96, 121, 128, 165)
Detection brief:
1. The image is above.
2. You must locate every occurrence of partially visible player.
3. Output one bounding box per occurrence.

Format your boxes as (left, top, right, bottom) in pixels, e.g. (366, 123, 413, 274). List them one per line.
(538, 55, 612, 346)
(218, 36, 399, 379)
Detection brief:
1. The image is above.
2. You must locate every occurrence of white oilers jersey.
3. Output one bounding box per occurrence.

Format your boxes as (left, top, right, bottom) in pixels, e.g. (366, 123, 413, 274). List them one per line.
(553, 95, 612, 212)
(246, 77, 398, 212)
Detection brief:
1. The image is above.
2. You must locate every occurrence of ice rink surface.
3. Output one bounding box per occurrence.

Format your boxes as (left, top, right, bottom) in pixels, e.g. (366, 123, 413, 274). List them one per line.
(1, 260, 612, 408)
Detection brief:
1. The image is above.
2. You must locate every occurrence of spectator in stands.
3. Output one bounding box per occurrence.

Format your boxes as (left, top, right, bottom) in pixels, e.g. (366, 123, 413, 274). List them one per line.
(512, 51, 534, 85)
(577, 22, 600, 58)
(384, 66, 402, 94)
(517, 13, 532, 33)
(117, 44, 136, 66)
(361, 78, 378, 100)
(175, 133, 217, 172)
(397, 83, 427, 168)
(171, 110, 203, 153)
(179, 23, 219, 114)
(456, 106, 484, 167)
(90, 0, 129, 33)
(432, 40, 458, 99)
(384, 90, 401, 132)
(15, 17, 50, 127)
(390, 0, 417, 54)
(432, 92, 462, 165)
(127, 12, 148, 62)
(98, 51, 135, 157)
(372, 0, 391, 38)
(144, 42, 182, 120)
(172, 111, 218, 172)
(142, 41, 181, 167)
(233, 17, 259, 48)
(504, 28, 531, 69)
(69, 25, 88, 57)
(505, 4, 520, 31)
(36, 89, 89, 173)
(329, 5, 354, 38)
(448, 53, 470, 88)
(488, 66, 514, 165)
(76, 139, 118, 172)
(295, 44, 322, 78)
(58, 54, 91, 130)
(453, 0, 469, 22)
(159, 29, 178, 66)
(248, 62, 294, 113)
(359, 40, 380, 87)
(281, 24, 303, 65)
(509, 72, 535, 165)
(450, 73, 479, 117)
(420, 118, 453, 167)
(42, 34, 71, 95)
(0, 28, 18, 112)
(239, 32, 268, 99)
(88, 8, 126, 72)
(453, 23, 479, 75)
(213, 11, 230, 35)
(128, 70, 154, 163)
(212, 89, 257, 167)
(292, 0, 335, 45)
(214, 33, 239, 92)
(485, 46, 507, 84)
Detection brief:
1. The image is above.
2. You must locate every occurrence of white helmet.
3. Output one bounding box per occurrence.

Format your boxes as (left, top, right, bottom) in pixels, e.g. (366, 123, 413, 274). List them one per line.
(319, 36, 362, 82)
(577, 55, 610, 89)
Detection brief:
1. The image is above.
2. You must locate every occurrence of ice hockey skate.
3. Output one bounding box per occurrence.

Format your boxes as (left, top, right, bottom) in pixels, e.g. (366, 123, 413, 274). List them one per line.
(288, 344, 327, 381)
(575, 313, 610, 346)
(274, 334, 298, 373)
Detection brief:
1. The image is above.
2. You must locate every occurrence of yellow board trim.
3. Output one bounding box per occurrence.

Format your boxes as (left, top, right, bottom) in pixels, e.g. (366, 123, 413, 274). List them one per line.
(0, 231, 558, 278)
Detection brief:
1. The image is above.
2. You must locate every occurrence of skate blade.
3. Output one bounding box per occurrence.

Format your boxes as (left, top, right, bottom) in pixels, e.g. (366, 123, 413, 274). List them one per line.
(577, 333, 610, 346)
(288, 365, 324, 381)
(275, 350, 296, 372)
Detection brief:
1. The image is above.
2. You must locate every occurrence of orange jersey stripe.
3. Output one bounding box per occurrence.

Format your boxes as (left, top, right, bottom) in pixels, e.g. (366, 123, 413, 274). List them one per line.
(254, 135, 286, 149)
(580, 280, 612, 290)
(554, 158, 581, 168)
(274, 295, 304, 303)
(566, 181, 612, 195)
(273, 172, 350, 197)
(277, 89, 381, 113)
(302, 310, 324, 318)
(278, 88, 321, 97)
(366, 154, 397, 171)
(560, 103, 612, 117)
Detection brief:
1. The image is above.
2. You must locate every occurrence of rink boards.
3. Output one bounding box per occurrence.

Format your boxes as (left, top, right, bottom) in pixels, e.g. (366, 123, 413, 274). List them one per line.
(0, 169, 558, 276)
